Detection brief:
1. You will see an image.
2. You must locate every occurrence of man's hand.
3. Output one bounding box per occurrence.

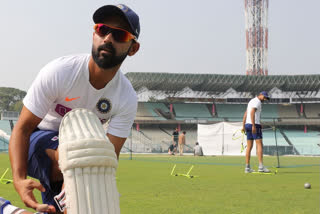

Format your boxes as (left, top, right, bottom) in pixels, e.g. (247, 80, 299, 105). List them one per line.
(252, 125, 256, 134)
(241, 127, 245, 134)
(14, 179, 56, 213)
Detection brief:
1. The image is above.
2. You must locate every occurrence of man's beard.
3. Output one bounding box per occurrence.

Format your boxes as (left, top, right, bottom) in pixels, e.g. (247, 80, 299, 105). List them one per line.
(92, 43, 128, 69)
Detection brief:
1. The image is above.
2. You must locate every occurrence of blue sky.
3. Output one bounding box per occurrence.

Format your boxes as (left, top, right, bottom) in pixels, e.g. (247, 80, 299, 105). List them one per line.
(0, 0, 319, 91)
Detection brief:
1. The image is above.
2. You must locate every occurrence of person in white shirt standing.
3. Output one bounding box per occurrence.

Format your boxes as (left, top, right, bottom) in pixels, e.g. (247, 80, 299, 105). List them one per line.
(8, 4, 140, 213)
(241, 91, 270, 173)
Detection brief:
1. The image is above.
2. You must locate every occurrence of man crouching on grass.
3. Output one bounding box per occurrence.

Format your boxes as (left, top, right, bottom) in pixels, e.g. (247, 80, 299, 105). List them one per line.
(6, 4, 140, 213)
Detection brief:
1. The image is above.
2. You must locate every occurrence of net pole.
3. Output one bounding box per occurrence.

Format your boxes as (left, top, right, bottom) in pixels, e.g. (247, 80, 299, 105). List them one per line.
(273, 119, 280, 168)
(130, 126, 133, 160)
(222, 121, 224, 155)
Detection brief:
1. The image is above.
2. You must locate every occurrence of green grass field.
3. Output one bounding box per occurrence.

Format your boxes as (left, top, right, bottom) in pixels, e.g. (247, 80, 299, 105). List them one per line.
(0, 153, 319, 214)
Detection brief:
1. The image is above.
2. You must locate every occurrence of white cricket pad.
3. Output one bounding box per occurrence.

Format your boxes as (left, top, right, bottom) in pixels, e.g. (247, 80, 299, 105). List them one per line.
(58, 108, 120, 214)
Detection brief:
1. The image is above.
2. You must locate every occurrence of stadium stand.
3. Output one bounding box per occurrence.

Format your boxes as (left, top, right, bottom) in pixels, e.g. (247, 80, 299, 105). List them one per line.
(131, 100, 320, 155)
(122, 124, 198, 153)
(0, 120, 12, 135)
(0, 120, 11, 152)
(128, 73, 320, 155)
(215, 104, 246, 121)
(278, 104, 299, 118)
(0, 137, 9, 152)
(262, 129, 297, 155)
(284, 130, 320, 155)
(130, 130, 157, 153)
(126, 73, 320, 93)
(263, 130, 288, 146)
(136, 102, 163, 121)
(261, 104, 279, 118)
(304, 103, 320, 118)
(173, 103, 213, 120)
(143, 103, 169, 120)
(124, 128, 169, 153)
(136, 102, 179, 121)
(136, 102, 320, 124)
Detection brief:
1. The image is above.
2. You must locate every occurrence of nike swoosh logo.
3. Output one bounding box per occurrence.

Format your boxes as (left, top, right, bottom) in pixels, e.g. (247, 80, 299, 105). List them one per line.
(65, 96, 80, 102)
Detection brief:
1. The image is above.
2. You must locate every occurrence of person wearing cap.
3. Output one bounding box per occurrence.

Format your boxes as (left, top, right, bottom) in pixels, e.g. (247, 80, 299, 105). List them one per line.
(241, 91, 270, 173)
(8, 4, 140, 213)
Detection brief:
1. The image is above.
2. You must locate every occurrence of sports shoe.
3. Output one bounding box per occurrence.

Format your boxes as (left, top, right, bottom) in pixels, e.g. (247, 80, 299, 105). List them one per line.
(258, 167, 271, 173)
(245, 168, 255, 173)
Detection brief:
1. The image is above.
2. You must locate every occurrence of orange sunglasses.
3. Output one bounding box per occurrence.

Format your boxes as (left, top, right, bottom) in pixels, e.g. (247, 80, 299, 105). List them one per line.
(94, 23, 137, 43)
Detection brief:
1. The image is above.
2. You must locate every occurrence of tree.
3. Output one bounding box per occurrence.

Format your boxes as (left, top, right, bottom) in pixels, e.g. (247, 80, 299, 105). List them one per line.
(0, 87, 26, 112)
(13, 100, 23, 112)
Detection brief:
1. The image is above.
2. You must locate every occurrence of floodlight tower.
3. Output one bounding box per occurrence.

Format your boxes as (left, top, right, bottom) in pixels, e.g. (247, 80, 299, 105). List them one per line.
(245, 0, 269, 75)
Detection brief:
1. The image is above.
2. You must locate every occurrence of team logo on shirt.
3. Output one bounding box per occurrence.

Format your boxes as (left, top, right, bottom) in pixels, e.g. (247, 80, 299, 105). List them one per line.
(51, 136, 59, 141)
(96, 98, 112, 114)
(65, 96, 80, 102)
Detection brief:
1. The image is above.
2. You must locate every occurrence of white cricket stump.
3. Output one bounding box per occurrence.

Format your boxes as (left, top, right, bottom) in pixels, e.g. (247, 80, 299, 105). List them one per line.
(58, 108, 120, 214)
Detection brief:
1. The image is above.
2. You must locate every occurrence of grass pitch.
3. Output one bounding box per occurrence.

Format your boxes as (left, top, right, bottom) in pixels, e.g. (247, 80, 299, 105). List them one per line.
(1, 153, 319, 214)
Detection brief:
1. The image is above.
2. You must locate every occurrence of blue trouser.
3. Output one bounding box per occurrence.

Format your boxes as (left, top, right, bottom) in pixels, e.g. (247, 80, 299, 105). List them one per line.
(28, 129, 61, 211)
(245, 124, 263, 140)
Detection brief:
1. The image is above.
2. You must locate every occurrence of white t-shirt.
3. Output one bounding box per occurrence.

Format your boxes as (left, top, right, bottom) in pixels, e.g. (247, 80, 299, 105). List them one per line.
(245, 97, 262, 125)
(23, 54, 137, 138)
(194, 145, 203, 156)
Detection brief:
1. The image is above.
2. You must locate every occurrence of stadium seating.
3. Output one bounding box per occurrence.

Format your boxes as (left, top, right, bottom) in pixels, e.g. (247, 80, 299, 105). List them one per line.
(215, 104, 246, 121)
(261, 104, 279, 119)
(0, 120, 11, 152)
(304, 103, 320, 118)
(278, 104, 299, 118)
(136, 102, 319, 122)
(262, 130, 289, 146)
(136, 102, 166, 121)
(0, 138, 8, 152)
(0, 120, 12, 135)
(143, 103, 168, 120)
(173, 103, 212, 120)
(284, 130, 320, 155)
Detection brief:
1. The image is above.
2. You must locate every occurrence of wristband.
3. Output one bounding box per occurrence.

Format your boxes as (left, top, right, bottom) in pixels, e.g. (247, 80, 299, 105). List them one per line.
(0, 197, 11, 214)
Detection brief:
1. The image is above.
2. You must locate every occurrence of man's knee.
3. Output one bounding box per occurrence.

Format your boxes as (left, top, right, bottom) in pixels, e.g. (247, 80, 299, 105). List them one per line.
(46, 149, 58, 161)
(255, 139, 263, 147)
(246, 140, 254, 148)
(46, 149, 63, 181)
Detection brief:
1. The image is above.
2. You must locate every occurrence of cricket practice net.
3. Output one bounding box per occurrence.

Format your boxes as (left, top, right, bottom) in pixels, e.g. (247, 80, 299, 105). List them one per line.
(197, 122, 257, 156)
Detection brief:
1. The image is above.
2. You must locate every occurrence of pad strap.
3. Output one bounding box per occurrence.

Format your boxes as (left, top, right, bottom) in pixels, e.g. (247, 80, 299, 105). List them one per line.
(54, 189, 66, 212)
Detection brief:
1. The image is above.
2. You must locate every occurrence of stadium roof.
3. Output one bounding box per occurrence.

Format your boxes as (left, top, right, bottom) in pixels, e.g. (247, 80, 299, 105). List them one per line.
(125, 72, 320, 93)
